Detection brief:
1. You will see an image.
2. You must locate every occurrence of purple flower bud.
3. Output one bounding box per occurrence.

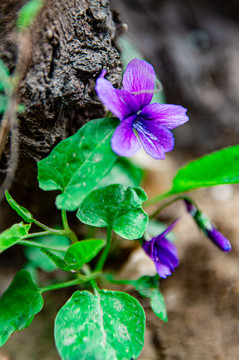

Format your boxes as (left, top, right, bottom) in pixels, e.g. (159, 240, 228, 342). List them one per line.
(205, 226, 232, 253)
(142, 221, 179, 278)
(184, 199, 232, 252)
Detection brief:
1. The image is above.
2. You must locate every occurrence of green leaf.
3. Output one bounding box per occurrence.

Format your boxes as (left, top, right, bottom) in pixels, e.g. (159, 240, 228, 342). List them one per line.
(96, 157, 143, 189)
(42, 239, 105, 271)
(0, 222, 31, 253)
(77, 184, 148, 240)
(0, 270, 44, 346)
(54, 289, 145, 360)
(5, 190, 34, 223)
(38, 117, 119, 211)
(0, 94, 8, 113)
(169, 145, 239, 195)
(0, 59, 10, 92)
(133, 276, 167, 322)
(64, 239, 105, 269)
(150, 289, 168, 322)
(24, 234, 70, 272)
(17, 0, 43, 30)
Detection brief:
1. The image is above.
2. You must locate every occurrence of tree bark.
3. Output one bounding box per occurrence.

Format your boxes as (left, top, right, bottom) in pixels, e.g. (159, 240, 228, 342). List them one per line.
(0, 0, 122, 188)
(0, 0, 122, 230)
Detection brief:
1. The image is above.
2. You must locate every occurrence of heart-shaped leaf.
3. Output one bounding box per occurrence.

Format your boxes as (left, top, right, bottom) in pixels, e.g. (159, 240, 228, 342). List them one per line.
(0, 270, 44, 346)
(0, 222, 31, 253)
(77, 184, 148, 240)
(38, 117, 118, 211)
(54, 290, 145, 360)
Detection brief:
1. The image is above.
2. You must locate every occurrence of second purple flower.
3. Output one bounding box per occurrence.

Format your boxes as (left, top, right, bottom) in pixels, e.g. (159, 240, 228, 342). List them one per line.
(95, 59, 189, 159)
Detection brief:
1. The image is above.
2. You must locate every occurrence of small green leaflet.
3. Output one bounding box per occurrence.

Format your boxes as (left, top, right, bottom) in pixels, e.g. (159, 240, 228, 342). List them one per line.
(54, 290, 145, 360)
(168, 145, 239, 195)
(41, 239, 105, 271)
(0, 59, 11, 92)
(133, 276, 167, 322)
(96, 157, 143, 189)
(0, 222, 31, 253)
(0, 270, 44, 347)
(38, 118, 119, 211)
(5, 191, 34, 223)
(24, 234, 70, 272)
(77, 184, 148, 240)
(17, 0, 43, 30)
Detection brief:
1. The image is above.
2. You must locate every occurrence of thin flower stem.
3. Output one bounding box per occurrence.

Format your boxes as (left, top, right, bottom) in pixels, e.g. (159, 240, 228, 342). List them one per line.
(144, 190, 172, 207)
(95, 227, 112, 272)
(61, 210, 78, 243)
(149, 195, 195, 219)
(18, 240, 68, 252)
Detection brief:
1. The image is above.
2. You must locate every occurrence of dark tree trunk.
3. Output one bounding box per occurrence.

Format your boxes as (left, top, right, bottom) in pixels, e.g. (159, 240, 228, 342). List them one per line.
(0, 0, 122, 188)
(0, 0, 122, 229)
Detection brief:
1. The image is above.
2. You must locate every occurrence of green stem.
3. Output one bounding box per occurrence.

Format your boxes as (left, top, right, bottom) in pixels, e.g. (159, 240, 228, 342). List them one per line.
(95, 227, 112, 272)
(61, 210, 78, 243)
(81, 264, 100, 294)
(149, 195, 194, 219)
(18, 240, 68, 252)
(25, 231, 57, 238)
(144, 190, 172, 207)
(40, 279, 82, 293)
(104, 274, 135, 286)
(32, 219, 65, 234)
(40, 272, 101, 293)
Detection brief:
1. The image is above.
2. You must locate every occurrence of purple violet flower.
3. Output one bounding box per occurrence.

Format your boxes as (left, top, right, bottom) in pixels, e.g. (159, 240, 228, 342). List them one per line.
(142, 221, 179, 278)
(184, 199, 232, 252)
(95, 59, 189, 159)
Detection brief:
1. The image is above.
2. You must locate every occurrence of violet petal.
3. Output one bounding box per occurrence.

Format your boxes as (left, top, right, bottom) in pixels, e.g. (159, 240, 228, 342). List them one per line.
(134, 120, 174, 159)
(140, 103, 189, 130)
(155, 261, 172, 279)
(154, 241, 179, 269)
(142, 238, 154, 259)
(111, 115, 141, 157)
(95, 77, 139, 120)
(122, 59, 155, 109)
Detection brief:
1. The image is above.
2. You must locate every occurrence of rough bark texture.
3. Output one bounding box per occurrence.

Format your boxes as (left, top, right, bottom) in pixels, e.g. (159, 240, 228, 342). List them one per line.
(0, 0, 122, 188)
(110, 0, 239, 155)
